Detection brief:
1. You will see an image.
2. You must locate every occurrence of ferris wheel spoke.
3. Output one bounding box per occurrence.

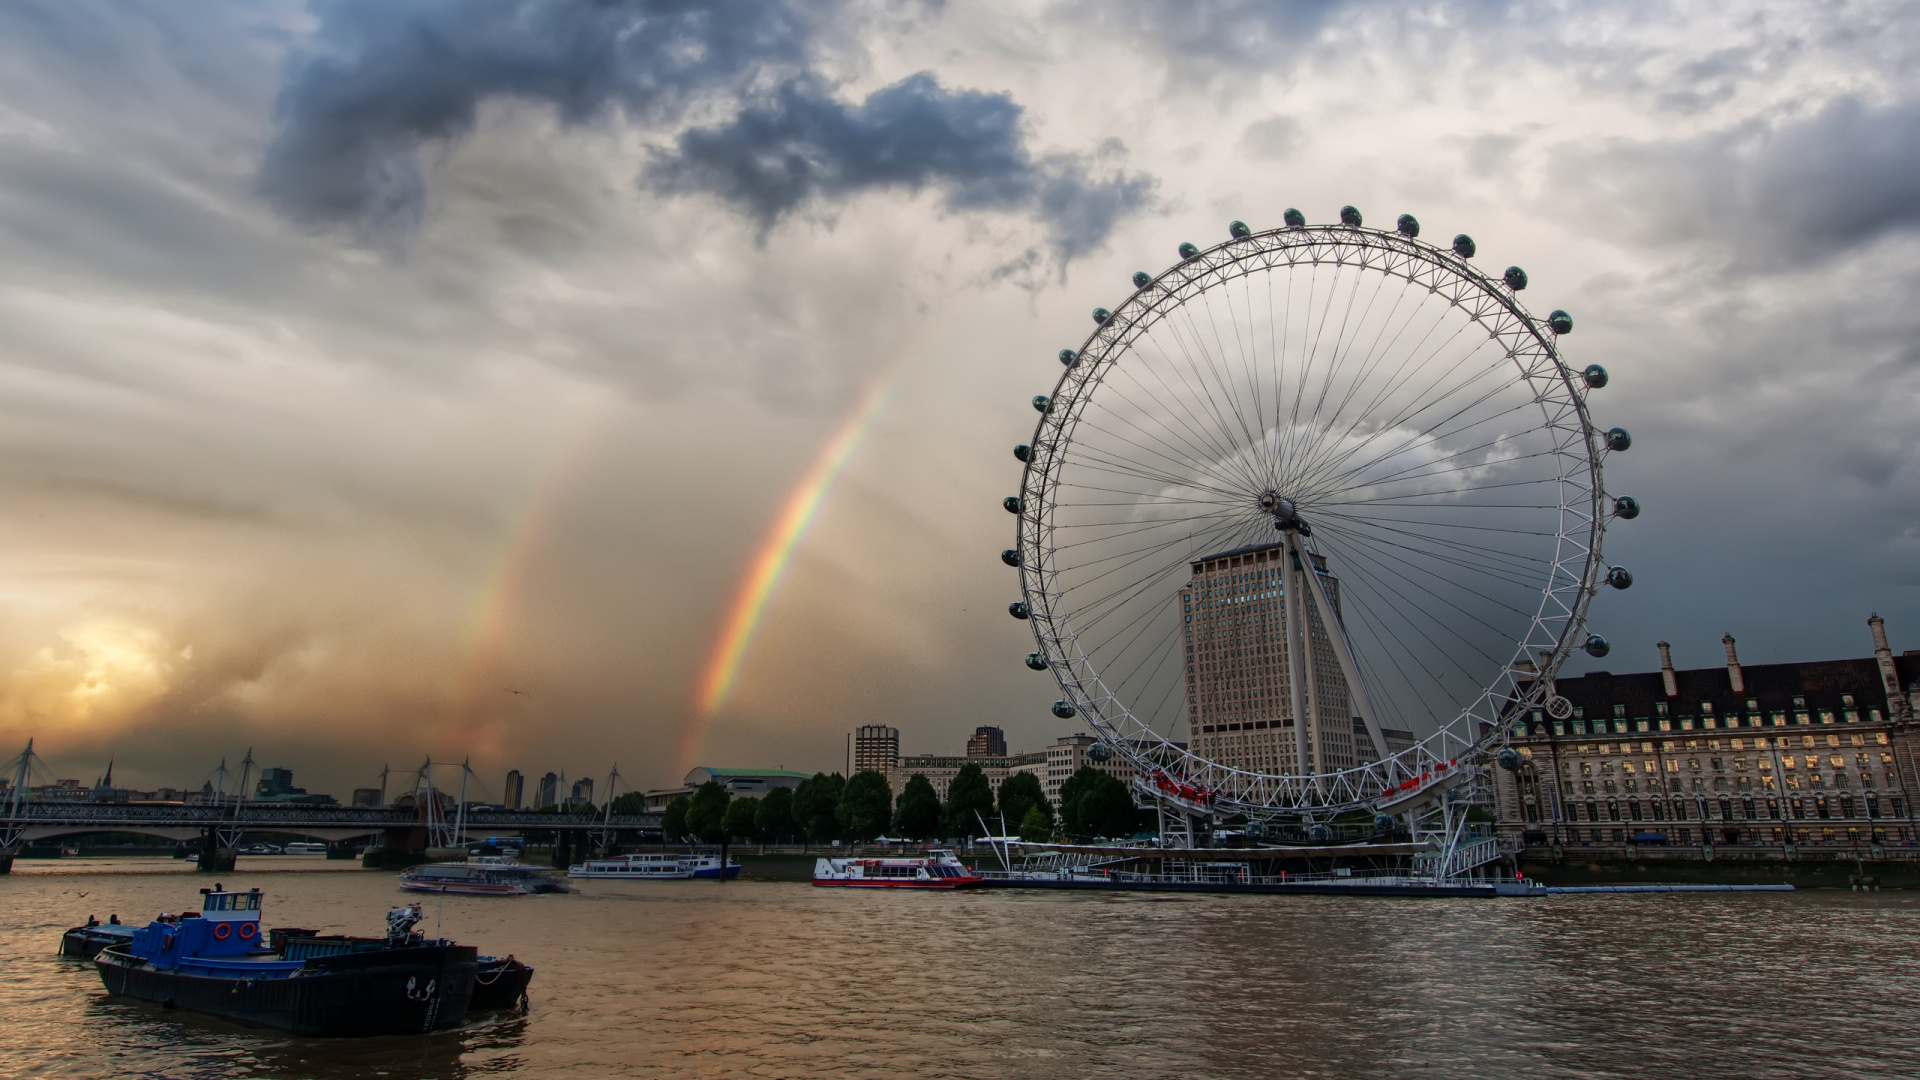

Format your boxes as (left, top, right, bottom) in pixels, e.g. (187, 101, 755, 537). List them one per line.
(1290, 321, 1515, 484)
(1056, 510, 1266, 619)
(1291, 257, 1400, 483)
(1160, 298, 1271, 487)
(1048, 505, 1250, 554)
(1205, 283, 1271, 474)
(1090, 369, 1265, 492)
(1052, 507, 1263, 614)
(1300, 394, 1547, 499)
(1308, 515, 1549, 592)
(1295, 352, 1529, 498)
(1294, 273, 1430, 466)
(1311, 510, 1554, 578)
(1310, 521, 1539, 634)
(1121, 332, 1270, 493)
(1064, 440, 1255, 503)
(1305, 528, 1510, 680)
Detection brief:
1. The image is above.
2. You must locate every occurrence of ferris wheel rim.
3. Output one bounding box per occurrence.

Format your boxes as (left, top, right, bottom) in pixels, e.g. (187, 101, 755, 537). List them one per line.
(1013, 220, 1609, 819)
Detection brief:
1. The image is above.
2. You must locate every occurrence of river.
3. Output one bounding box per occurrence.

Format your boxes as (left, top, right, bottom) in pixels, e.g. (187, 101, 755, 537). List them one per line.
(2, 857, 1917, 1078)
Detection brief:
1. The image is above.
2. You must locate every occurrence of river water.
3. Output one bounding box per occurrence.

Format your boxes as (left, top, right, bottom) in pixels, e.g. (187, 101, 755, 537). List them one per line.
(2, 857, 1917, 1079)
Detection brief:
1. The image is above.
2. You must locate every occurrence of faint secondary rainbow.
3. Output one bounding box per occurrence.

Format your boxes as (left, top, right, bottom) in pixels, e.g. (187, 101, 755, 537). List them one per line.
(684, 372, 897, 759)
(451, 413, 604, 723)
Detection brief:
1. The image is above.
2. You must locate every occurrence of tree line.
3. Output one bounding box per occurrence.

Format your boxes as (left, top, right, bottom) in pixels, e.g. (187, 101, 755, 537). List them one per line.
(656, 762, 1153, 845)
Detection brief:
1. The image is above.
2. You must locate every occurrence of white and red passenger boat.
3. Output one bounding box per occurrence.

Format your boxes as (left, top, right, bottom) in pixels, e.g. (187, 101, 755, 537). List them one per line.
(811, 850, 986, 889)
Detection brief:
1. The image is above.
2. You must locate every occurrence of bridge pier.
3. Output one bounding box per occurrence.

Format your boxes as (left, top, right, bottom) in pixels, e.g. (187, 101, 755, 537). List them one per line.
(0, 849, 12, 875)
(325, 838, 360, 861)
(197, 828, 236, 873)
(552, 829, 575, 870)
(363, 826, 427, 869)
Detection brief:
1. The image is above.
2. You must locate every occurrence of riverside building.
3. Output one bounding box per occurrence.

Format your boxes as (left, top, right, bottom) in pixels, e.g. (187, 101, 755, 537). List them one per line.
(1182, 542, 1363, 776)
(1493, 616, 1920, 851)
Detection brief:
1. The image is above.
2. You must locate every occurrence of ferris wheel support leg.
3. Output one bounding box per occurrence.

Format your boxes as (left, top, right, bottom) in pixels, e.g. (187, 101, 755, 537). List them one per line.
(1282, 541, 1311, 780)
(1288, 531, 1392, 764)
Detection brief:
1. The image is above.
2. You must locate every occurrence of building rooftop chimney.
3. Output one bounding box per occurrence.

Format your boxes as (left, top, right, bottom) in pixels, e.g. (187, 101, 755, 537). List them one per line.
(1656, 641, 1678, 698)
(1722, 634, 1744, 694)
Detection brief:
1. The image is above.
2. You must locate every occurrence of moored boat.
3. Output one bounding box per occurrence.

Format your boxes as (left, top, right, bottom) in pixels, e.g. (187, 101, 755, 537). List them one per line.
(60, 915, 136, 959)
(398, 855, 572, 896)
(94, 886, 482, 1035)
(567, 852, 739, 880)
(812, 850, 985, 889)
(471, 954, 535, 1012)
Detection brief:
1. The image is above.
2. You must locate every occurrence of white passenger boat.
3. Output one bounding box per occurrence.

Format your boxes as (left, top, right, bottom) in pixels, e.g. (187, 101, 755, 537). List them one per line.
(397, 855, 572, 896)
(812, 850, 985, 889)
(567, 852, 740, 879)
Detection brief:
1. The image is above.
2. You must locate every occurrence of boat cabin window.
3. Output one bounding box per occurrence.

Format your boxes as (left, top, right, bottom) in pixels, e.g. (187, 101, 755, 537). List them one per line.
(203, 892, 262, 912)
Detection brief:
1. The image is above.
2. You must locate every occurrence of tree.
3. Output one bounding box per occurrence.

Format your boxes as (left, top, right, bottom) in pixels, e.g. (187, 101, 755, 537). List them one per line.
(943, 762, 995, 839)
(996, 772, 1050, 836)
(756, 786, 797, 843)
(836, 771, 894, 841)
(723, 795, 761, 841)
(1060, 767, 1141, 839)
(685, 780, 731, 844)
(661, 795, 691, 841)
(892, 774, 942, 841)
(792, 772, 846, 843)
(1018, 805, 1053, 843)
(608, 791, 646, 816)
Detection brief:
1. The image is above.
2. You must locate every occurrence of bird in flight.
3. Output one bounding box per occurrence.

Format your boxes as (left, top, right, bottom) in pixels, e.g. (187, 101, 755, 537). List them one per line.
(506, 689, 528, 696)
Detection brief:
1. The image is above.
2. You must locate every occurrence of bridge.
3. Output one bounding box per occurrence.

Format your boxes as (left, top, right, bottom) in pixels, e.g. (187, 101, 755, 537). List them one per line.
(0, 740, 662, 872)
(0, 800, 664, 872)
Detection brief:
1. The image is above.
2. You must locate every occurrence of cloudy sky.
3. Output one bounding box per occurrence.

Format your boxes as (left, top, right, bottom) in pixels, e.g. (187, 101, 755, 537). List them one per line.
(2, 0, 1918, 798)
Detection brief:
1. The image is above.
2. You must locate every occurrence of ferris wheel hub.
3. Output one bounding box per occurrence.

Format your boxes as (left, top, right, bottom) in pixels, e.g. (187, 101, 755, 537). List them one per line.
(1259, 490, 1307, 532)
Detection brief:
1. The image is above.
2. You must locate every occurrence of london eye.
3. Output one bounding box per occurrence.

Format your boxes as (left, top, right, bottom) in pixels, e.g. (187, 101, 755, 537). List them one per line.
(1005, 209, 1636, 831)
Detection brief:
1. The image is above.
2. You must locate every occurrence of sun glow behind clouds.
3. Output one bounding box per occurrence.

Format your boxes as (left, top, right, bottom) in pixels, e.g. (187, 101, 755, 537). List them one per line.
(0, 619, 180, 732)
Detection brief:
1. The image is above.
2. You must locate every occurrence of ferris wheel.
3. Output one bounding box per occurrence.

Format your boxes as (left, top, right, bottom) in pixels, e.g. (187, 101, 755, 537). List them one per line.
(1004, 208, 1637, 826)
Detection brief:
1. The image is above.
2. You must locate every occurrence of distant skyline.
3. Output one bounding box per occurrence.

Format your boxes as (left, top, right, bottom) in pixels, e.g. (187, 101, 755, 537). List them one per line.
(2, 1, 1919, 797)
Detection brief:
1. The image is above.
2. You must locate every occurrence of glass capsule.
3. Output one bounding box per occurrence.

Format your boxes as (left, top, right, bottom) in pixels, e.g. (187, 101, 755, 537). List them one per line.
(1452, 234, 1475, 258)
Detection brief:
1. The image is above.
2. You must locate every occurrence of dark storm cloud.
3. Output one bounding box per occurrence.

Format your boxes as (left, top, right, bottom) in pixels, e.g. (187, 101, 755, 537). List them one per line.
(1565, 95, 1920, 266)
(258, 0, 822, 234)
(644, 74, 1156, 259)
(259, 0, 1152, 258)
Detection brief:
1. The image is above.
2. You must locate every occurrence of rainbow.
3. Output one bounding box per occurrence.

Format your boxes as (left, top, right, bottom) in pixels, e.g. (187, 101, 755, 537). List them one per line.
(683, 372, 896, 765)
(451, 413, 605, 734)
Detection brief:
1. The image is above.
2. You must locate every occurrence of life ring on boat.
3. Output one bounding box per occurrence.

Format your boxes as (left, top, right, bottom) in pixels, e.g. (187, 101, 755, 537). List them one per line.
(213, 922, 232, 940)
(237, 921, 257, 940)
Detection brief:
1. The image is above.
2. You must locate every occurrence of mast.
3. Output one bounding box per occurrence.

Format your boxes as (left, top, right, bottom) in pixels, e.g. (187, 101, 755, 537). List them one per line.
(454, 757, 470, 852)
(601, 764, 621, 830)
(5, 739, 31, 819)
